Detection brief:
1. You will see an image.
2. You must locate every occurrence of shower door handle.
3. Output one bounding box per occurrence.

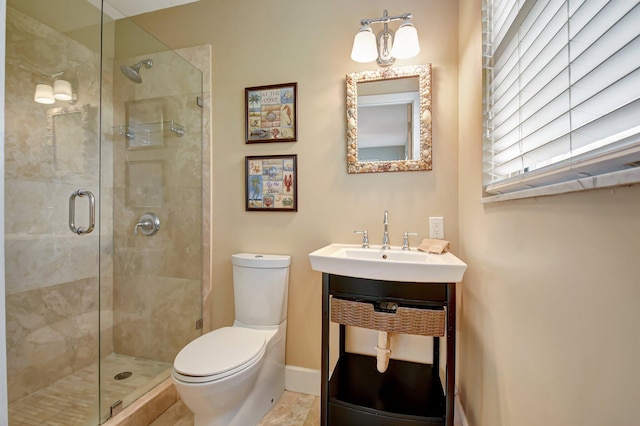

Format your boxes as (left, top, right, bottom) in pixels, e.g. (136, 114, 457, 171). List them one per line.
(69, 189, 95, 235)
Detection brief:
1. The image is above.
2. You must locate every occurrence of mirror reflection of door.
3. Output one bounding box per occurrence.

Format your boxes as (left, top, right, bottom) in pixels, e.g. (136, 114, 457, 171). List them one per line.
(356, 76, 420, 162)
(357, 91, 420, 161)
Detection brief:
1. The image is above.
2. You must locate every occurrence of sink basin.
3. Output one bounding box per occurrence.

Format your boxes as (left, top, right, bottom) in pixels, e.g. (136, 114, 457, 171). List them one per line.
(308, 243, 467, 283)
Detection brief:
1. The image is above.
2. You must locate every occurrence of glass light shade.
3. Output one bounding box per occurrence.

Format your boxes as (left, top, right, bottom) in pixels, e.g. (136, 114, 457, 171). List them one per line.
(34, 84, 55, 104)
(351, 25, 378, 63)
(53, 79, 73, 101)
(391, 21, 420, 59)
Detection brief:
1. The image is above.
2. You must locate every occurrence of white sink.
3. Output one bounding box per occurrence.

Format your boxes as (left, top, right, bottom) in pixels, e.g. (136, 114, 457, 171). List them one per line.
(308, 243, 467, 283)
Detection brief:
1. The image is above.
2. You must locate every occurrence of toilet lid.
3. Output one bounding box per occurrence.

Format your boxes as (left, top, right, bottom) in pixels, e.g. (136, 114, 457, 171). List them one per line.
(173, 327, 266, 379)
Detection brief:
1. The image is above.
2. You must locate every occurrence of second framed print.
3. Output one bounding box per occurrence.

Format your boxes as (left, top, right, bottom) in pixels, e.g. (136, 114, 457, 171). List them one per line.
(245, 155, 297, 211)
(245, 83, 297, 143)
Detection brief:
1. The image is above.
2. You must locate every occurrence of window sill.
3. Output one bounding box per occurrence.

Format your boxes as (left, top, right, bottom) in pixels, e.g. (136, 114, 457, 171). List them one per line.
(481, 167, 640, 203)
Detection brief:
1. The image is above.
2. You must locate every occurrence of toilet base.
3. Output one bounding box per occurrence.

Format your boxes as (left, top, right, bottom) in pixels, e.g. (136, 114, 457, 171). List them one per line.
(177, 321, 287, 426)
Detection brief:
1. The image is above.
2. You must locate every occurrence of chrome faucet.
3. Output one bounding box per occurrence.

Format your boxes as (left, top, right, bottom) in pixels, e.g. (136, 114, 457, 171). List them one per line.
(382, 210, 390, 249)
(402, 232, 419, 250)
(354, 230, 370, 248)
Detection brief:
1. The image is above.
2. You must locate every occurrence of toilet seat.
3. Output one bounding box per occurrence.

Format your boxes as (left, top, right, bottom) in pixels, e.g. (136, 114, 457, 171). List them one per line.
(173, 327, 266, 384)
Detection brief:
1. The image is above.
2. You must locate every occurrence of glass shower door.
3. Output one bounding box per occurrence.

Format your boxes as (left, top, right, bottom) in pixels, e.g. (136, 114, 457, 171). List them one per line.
(5, 1, 104, 424)
(98, 10, 204, 423)
(5, 2, 204, 424)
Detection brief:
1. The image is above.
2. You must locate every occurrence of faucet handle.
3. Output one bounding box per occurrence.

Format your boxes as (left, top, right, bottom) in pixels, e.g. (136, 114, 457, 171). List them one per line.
(402, 232, 419, 250)
(353, 230, 370, 248)
(134, 212, 161, 236)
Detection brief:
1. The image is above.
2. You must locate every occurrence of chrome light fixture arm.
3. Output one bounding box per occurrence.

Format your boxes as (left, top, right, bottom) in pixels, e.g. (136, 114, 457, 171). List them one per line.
(360, 10, 412, 27)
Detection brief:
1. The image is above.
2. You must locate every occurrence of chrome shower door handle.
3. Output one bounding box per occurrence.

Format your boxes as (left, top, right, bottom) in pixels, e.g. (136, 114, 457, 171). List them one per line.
(69, 189, 95, 235)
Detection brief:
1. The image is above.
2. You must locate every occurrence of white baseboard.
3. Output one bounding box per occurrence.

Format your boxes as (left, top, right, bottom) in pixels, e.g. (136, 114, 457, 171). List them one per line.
(284, 366, 320, 396)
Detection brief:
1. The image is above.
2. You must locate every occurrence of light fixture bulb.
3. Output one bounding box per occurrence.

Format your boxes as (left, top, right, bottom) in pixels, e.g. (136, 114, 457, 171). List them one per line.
(351, 25, 378, 63)
(53, 79, 73, 101)
(34, 84, 55, 104)
(391, 21, 420, 59)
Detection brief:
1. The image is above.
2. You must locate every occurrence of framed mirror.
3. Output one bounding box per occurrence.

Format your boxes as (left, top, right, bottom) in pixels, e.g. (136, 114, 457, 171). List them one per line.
(346, 64, 432, 173)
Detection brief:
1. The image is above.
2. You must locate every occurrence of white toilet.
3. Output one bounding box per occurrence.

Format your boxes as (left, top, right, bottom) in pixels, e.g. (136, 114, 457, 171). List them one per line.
(172, 253, 290, 426)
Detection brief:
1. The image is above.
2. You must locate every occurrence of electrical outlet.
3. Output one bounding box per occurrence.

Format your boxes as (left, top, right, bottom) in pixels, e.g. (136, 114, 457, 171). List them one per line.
(429, 217, 444, 239)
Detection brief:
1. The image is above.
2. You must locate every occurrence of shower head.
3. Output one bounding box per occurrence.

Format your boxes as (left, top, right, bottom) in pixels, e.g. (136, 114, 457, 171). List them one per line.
(119, 59, 153, 83)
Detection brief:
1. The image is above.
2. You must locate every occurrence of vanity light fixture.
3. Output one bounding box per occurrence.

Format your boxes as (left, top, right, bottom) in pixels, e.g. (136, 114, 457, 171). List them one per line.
(34, 72, 76, 105)
(53, 79, 73, 101)
(34, 83, 55, 104)
(351, 9, 420, 67)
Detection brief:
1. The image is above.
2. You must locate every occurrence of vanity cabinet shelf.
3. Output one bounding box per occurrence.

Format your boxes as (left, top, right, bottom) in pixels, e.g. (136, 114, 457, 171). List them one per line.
(329, 353, 445, 425)
(321, 273, 457, 426)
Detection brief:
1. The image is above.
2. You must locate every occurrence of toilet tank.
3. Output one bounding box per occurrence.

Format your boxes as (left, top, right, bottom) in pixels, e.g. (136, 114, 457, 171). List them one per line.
(232, 253, 291, 326)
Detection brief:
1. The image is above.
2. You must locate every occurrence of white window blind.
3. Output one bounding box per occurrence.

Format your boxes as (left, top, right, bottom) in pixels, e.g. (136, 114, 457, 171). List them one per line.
(483, 0, 640, 196)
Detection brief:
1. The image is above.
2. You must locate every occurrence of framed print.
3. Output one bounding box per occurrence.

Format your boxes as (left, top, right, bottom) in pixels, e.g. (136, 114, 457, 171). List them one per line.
(245, 83, 297, 143)
(245, 154, 297, 211)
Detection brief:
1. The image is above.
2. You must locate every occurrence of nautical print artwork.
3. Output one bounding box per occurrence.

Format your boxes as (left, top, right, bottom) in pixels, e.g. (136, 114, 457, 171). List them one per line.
(245, 83, 297, 143)
(245, 155, 297, 211)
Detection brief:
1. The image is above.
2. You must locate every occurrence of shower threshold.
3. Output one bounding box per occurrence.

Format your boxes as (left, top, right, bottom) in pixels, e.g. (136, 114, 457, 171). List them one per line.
(8, 353, 171, 425)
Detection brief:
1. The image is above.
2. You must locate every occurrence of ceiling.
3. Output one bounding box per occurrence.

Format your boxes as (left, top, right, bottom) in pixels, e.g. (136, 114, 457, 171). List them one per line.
(102, 0, 199, 18)
(7, 0, 199, 63)
(8, 0, 200, 33)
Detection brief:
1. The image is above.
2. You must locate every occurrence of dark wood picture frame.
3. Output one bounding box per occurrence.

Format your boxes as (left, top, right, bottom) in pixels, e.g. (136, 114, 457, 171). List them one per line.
(245, 154, 298, 211)
(245, 82, 297, 143)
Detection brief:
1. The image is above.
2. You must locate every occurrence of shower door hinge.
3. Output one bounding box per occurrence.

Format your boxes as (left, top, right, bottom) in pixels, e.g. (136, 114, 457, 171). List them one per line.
(196, 96, 204, 107)
(110, 400, 123, 418)
(195, 318, 203, 330)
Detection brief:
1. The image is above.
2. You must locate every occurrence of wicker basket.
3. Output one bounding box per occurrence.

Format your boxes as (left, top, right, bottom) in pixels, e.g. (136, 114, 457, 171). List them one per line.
(330, 297, 445, 337)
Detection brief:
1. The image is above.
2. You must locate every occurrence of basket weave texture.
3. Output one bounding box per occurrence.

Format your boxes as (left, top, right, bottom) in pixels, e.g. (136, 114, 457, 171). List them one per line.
(330, 297, 445, 337)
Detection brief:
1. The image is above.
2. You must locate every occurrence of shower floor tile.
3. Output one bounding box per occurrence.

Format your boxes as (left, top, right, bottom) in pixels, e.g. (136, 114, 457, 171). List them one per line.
(8, 353, 171, 426)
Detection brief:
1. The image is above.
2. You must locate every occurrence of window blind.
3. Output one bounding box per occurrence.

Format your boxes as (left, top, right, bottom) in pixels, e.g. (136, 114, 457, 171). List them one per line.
(483, 0, 640, 195)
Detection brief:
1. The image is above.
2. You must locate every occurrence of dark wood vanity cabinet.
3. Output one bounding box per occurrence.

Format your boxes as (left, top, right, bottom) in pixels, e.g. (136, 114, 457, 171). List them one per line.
(321, 273, 456, 426)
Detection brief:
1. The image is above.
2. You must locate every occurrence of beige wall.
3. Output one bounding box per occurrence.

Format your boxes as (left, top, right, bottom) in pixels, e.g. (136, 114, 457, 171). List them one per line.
(135, 0, 460, 370)
(458, 0, 640, 425)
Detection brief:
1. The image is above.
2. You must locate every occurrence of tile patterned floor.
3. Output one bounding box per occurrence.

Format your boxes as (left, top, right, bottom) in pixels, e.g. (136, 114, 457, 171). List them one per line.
(150, 391, 321, 426)
(9, 365, 458, 426)
(8, 353, 171, 426)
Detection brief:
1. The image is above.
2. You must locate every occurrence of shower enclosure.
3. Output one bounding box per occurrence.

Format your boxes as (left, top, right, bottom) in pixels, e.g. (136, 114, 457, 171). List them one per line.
(4, 1, 204, 424)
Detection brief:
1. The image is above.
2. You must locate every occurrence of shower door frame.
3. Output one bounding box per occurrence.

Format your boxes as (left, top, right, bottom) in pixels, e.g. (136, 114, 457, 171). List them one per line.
(0, 0, 9, 423)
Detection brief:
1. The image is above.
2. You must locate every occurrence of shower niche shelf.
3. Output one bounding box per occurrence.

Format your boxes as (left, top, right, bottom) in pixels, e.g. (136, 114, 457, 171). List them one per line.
(115, 120, 185, 142)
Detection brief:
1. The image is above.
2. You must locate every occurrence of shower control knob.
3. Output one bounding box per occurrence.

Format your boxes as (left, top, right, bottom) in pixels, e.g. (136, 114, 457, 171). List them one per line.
(134, 212, 160, 236)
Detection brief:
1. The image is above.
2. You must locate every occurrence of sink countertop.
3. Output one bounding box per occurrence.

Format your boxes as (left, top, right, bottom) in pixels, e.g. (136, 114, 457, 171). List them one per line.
(308, 243, 468, 283)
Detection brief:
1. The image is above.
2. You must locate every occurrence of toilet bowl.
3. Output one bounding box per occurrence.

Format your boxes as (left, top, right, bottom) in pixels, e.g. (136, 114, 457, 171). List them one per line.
(172, 253, 290, 426)
(172, 322, 286, 426)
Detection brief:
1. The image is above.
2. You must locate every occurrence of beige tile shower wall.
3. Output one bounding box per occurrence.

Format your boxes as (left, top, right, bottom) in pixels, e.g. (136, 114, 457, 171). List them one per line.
(112, 47, 204, 362)
(4, 6, 111, 402)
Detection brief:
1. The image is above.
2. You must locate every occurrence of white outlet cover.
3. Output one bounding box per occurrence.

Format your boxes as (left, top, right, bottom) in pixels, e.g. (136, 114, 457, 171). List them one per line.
(429, 217, 444, 239)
